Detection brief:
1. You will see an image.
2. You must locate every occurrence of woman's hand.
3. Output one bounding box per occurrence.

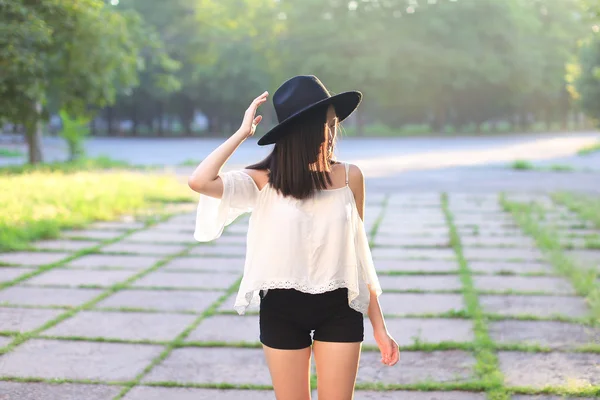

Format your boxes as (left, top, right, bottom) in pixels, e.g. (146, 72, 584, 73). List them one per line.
(374, 329, 400, 366)
(238, 91, 269, 139)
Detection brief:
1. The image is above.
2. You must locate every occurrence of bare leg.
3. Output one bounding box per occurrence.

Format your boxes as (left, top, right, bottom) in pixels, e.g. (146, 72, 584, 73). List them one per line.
(313, 341, 361, 400)
(262, 344, 312, 400)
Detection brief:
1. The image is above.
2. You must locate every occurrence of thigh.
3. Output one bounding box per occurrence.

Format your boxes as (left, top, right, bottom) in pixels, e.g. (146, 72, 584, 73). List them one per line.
(313, 341, 362, 400)
(263, 344, 312, 400)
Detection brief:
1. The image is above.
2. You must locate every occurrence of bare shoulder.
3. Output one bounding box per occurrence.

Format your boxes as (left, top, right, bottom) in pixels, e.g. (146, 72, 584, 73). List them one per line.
(345, 163, 364, 189)
(242, 168, 269, 190)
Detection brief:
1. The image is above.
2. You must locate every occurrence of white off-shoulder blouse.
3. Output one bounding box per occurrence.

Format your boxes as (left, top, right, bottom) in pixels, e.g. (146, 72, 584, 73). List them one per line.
(193, 163, 382, 315)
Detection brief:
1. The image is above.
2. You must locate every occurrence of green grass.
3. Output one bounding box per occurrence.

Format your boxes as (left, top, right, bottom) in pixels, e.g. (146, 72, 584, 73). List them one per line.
(0, 148, 24, 158)
(441, 193, 509, 400)
(500, 195, 600, 325)
(0, 166, 194, 251)
(552, 192, 600, 229)
(577, 141, 600, 156)
(511, 160, 534, 170)
(178, 159, 202, 166)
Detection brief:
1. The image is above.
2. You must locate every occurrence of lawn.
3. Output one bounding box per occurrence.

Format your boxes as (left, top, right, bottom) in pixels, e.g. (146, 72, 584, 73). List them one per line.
(0, 161, 194, 251)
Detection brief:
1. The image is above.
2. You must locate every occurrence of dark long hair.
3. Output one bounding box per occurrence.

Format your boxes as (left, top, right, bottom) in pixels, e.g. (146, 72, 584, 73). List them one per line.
(247, 106, 336, 200)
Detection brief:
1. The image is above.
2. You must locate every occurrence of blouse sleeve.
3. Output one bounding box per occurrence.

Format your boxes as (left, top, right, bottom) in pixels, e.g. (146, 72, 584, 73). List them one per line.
(355, 215, 383, 296)
(193, 170, 260, 242)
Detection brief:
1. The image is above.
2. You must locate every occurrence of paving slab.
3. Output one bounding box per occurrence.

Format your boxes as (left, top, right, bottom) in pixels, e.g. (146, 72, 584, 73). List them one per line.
(186, 315, 259, 343)
(90, 221, 145, 230)
(468, 261, 554, 274)
(461, 236, 535, 247)
(512, 396, 595, 400)
(32, 240, 99, 251)
(364, 318, 474, 346)
(489, 320, 600, 349)
(0, 336, 12, 347)
(0, 267, 35, 283)
(24, 269, 136, 287)
(124, 231, 195, 244)
(151, 223, 195, 232)
(101, 242, 186, 256)
(567, 250, 600, 267)
(214, 235, 247, 245)
(479, 295, 589, 318)
(372, 247, 455, 260)
(376, 226, 450, 237)
(0, 252, 69, 267)
(457, 227, 526, 237)
(224, 224, 249, 235)
(0, 286, 102, 307)
(379, 293, 464, 316)
(143, 347, 271, 385)
(0, 338, 163, 380)
(163, 257, 244, 272)
(357, 350, 476, 384)
(132, 271, 238, 290)
(378, 275, 462, 291)
(0, 382, 122, 400)
(96, 289, 223, 312)
(189, 245, 246, 257)
(123, 387, 275, 400)
(43, 310, 195, 341)
(498, 351, 600, 388)
(375, 260, 459, 273)
(463, 248, 543, 261)
(0, 307, 63, 333)
(62, 229, 124, 240)
(473, 276, 575, 294)
(67, 254, 160, 269)
(351, 392, 485, 400)
(374, 236, 451, 247)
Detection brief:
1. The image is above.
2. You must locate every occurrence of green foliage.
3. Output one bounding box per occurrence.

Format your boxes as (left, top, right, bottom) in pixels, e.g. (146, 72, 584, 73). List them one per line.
(0, 0, 178, 162)
(0, 149, 23, 158)
(59, 110, 90, 161)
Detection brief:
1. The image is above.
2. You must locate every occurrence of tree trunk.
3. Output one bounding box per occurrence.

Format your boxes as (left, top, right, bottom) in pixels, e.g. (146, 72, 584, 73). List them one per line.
(157, 102, 164, 137)
(24, 106, 43, 164)
(106, 107, 115, 136)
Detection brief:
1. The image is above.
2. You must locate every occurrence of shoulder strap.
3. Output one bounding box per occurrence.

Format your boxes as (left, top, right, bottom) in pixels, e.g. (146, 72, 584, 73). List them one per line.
(344, 162, 350, 186)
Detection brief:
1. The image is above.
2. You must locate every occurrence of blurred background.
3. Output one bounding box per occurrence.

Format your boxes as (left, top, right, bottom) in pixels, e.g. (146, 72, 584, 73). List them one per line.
(2, 0, 600, 167)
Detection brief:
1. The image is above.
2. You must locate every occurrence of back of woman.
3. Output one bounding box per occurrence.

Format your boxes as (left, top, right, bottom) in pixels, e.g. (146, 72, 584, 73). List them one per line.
(188, 75, 399, 400)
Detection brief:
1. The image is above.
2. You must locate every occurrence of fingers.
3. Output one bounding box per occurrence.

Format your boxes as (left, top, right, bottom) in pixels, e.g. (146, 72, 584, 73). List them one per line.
(380, 342, 399, 366)
(253, 115, 263, 125)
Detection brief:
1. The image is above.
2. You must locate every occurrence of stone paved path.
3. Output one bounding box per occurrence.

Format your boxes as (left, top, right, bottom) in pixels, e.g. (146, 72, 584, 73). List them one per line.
(1, 192, 599, 399)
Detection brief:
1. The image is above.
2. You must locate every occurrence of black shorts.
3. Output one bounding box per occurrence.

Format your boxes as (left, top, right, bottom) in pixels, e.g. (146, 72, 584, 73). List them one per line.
(259, 288, 364, 350)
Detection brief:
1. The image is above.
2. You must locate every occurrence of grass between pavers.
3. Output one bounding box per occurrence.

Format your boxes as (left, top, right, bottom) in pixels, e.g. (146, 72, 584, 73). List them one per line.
(441, 193, 508, 400)
(552, 192, 600, 229)
(367, 194, 389, 246)
(112, 275, 245, 399)
(500, 195, 600, 325)
(0, 167, 194, 251)
(0, 213, 199, 356)
(509, 385, 600, 398)
(0, 231, 135, 292)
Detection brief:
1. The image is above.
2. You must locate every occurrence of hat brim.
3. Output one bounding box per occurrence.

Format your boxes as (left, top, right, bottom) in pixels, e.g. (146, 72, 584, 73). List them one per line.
(257, 91, 362, 146)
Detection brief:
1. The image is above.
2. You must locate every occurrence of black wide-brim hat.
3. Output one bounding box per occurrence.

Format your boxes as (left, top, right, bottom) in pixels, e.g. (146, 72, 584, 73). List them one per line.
(257, 75, 362, 146)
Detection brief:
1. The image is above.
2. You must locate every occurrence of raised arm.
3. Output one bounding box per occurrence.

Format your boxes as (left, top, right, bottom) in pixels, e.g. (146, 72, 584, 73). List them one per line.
(348, 164, 399, 367)
(187, 91, 268, 198)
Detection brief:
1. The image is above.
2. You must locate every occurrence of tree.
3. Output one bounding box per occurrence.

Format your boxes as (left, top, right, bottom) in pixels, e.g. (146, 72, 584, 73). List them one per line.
(0, 0, 176, 163)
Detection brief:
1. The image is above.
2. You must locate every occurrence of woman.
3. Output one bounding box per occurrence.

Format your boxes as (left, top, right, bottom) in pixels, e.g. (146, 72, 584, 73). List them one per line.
(188, 75, 399, 400)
